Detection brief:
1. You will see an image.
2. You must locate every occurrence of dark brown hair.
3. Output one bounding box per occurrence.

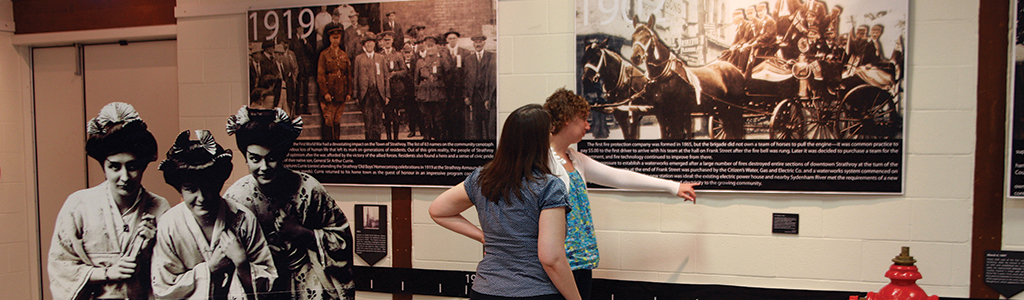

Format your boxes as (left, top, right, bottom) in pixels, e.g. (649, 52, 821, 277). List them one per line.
(478, 104, 552, 204)
(543, 88, 590, 134)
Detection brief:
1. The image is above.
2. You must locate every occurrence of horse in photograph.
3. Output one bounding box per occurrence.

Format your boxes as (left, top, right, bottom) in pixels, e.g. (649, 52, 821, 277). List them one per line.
(580, 39, 649, 140)
(629, 14, 747, 140)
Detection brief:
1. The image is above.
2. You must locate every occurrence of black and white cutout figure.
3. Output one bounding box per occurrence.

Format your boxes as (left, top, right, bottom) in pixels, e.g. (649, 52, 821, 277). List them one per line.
(49, 102, 170, 300)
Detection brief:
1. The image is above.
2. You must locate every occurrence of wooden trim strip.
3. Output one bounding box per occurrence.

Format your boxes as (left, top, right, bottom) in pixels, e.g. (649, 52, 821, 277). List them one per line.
(971, 0, 1008, 298)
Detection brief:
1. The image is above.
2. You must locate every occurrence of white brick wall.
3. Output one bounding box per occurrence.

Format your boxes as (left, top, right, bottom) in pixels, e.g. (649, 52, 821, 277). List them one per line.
(170, 0, 989, 298)
(0, 0, 40, 297)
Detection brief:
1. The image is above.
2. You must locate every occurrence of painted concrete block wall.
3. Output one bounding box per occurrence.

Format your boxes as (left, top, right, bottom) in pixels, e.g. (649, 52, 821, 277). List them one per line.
(0, 0, 40, 298)
(172, 0, 988, 299)
(424, 0, 982, 297)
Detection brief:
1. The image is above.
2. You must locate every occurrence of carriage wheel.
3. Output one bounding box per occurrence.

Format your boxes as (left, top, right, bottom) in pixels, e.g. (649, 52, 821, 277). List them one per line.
(837, 85, 902, 139)
(708, 115, 727, 139)
(769, 99, 807, 139)
(802, 99, 840, 139)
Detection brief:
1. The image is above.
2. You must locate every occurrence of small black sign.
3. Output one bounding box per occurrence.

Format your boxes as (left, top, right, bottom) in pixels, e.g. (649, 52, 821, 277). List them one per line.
(355, 204, 388, 266)
(985, 250, 1024, 298)
(772, 213, 799, 234)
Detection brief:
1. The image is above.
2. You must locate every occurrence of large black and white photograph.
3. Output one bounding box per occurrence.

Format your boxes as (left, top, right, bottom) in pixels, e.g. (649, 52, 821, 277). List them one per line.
(1008, 0, 1024, 198)
(576, 0, 906, 193)
(248, 2, 497, 141)
(48, 103, 358, 300)
(249, 0, 498, 186)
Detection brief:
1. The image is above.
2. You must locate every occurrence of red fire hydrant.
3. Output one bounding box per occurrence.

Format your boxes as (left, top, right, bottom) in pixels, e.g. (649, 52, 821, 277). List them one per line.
(856, 247, 938, 300)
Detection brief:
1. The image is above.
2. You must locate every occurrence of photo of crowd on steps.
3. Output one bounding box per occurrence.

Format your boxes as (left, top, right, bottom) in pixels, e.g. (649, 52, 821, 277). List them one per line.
(248, 0, 497, 141)
(576, 0, 906, 140)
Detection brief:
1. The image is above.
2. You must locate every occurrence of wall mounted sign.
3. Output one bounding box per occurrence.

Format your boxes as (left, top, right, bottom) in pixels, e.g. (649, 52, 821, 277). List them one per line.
(772, 213, 799, 234)
(985, 250, 1024, 298)
(355, 204, 388, 266)
(576, 0, 907, 193)
(248, 0, 498, 186)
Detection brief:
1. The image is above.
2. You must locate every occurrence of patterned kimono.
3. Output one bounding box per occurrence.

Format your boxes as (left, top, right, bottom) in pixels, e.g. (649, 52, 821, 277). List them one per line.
(49, 184, 169, 300)
(223, 170, 354, 300)
(151, 200, 276, 300)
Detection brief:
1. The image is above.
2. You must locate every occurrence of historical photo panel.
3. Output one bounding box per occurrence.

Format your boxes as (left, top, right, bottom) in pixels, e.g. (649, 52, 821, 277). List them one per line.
(576, 0, 907, 193)
(1009, 0, 1024, 198)
(249, 0, 498, 185)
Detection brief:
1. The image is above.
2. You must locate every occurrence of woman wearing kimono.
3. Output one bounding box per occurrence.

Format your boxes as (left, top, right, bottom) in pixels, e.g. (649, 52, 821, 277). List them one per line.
(48, 102, 170, 300)
(152, 130, 276, 300)
(224, 107, 355, 300)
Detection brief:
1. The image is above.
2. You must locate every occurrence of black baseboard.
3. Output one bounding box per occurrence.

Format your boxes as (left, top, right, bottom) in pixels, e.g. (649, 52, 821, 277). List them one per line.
(353, 266, 976, 300)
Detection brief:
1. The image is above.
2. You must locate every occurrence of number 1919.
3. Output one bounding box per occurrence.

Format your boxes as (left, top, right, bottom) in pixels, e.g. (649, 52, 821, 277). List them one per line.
(249, 8, 315, 41)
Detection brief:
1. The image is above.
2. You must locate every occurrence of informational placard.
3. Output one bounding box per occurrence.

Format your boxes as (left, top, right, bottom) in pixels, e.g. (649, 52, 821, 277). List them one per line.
(984, 250, 1024, 298)
(576, 0, 907, 193)
(772, 213, 799, 234)
(355, 204, 388, 266)
(248, 0, 498, 186)
(580, 139, 901, 192)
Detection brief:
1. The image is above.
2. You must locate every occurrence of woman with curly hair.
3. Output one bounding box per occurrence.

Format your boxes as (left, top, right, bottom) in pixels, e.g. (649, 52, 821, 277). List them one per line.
(223, 106, 354, 300)
(544, 88, 699, 299)
(48, 102, 170, 300)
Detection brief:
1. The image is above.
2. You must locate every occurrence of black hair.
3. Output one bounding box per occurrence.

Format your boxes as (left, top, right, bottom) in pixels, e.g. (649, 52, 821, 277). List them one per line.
(85, 102, 159, 164)
(159, 130, 233, 191)
(226, 107, 302, 160)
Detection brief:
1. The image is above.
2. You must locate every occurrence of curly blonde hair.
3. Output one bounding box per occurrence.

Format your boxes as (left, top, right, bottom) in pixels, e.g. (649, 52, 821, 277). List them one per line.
(543, 88, 590, 134)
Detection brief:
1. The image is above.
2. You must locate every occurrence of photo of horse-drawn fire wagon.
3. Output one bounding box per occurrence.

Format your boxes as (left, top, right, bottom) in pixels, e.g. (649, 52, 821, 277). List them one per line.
(577, 0, 905, 141)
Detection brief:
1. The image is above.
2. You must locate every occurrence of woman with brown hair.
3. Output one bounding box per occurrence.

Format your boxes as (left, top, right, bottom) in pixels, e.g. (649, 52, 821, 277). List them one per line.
(430, 104, 581, 300)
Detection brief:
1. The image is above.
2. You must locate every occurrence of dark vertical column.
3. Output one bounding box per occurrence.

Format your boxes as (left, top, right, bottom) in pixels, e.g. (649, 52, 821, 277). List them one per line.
(392, 187, 413, 300)
(972, 0, 1008, 298)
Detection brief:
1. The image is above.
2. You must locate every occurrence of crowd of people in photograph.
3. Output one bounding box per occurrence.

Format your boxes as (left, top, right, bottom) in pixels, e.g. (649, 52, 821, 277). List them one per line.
(250, 5, 497, 141)
(719, 0, 903, 98)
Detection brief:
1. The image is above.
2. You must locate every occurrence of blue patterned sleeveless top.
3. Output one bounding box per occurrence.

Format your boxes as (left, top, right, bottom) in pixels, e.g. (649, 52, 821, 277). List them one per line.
(565, 170, 599, 270)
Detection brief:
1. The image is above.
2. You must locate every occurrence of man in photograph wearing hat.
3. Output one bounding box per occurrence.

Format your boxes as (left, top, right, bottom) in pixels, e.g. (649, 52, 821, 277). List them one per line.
(276, 44, 299, 115)
(463, 35, 496, 140)
(289, 25, 317, 115)
(400, 44, 423, 138)
(253, 41, 283, 107)
(345, 15, 370, 61)
(353, 33, 390, 140)
(317, 23, 350, 140)
(440, 30, 472, 139)
(415, 36, 449, 140)
(382, 12, 405, 52)
(379, 31, 408, 140)
(405, 24, 426, 53)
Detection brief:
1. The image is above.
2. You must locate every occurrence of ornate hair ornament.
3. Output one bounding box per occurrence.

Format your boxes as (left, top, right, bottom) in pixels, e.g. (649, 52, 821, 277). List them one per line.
(225, 106, 303, 135)
(158, 130, 232, 172)
(86, 102, 144, 135)
(224, 106, 250, 135)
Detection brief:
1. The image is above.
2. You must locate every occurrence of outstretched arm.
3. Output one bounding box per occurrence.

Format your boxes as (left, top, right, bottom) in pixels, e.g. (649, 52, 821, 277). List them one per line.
(428, 182, 485, 243)
(576, 151, 699, 202)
